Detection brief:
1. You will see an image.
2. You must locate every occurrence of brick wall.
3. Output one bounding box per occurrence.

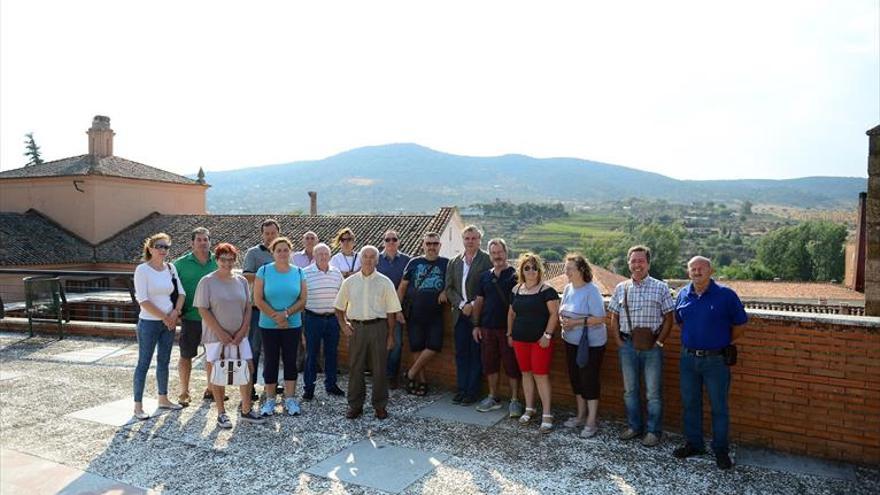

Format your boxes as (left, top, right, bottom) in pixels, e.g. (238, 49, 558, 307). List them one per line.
(4, 309, 878, 464)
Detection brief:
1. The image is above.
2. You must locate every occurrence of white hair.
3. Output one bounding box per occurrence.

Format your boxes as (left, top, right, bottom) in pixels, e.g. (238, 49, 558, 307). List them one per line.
(359, 245, 380, 258)
(313, 243, 331, 255)
(687, 256, 712, 268)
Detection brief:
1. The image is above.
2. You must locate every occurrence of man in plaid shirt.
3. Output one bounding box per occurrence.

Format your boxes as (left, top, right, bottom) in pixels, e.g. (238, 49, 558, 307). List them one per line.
(608, 245, 675, 447)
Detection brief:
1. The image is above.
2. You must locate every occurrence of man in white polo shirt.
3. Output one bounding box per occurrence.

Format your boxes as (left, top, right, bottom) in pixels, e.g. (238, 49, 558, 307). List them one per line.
(302, 243, 345, 400)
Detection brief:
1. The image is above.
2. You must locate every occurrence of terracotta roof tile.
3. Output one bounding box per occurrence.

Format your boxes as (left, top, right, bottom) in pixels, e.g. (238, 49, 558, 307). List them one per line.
(714, 280, 864, 303)
(0, 154, 199, 185)
(520, 261, 626, 296)
(0, 210, 94, 265)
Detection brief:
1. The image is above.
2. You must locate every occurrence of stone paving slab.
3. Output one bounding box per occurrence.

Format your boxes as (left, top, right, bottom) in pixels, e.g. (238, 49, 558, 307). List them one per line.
(51, 345, 133, 363)
(737, 446, 857, 481)
(0, 370, 23, 380)
(306, 438, 449, 494)
(67, 397, 160, 427)
(414, 393, 508, 427)
(0, 448, 154, 495)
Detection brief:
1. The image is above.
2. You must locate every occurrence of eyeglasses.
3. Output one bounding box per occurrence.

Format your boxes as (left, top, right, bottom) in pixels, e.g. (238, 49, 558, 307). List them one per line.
(153, 244, 171, 250)
(384, 237, 398, 242)
(341, 237, 354, 242)
(218, 256, 236, 262)
(523, 265, 538, 272)
(425, 241, 440, 246)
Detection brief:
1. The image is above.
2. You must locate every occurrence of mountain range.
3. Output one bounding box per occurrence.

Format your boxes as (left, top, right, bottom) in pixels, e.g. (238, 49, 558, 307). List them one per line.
(197, 144, 865, 214)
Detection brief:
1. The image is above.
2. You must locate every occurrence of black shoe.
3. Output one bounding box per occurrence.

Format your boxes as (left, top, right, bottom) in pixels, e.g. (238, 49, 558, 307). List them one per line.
(715, 452, 733, 470)
(673, 443, 706, 459)
(302, 389, 314, 401)
(460, 395, 478, 405)
(364, 370, 373, 377)
(326, 385, 345, 396)
(250, 389, 259, 401)
(451, 392, 464, 404)
(276, 386, 284, 395)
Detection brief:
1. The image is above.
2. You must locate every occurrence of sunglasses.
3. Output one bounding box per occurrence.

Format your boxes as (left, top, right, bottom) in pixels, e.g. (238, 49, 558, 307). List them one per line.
(523, 265, 538, 272)
(384, 237, 399, 242)
(153, 244, 171, 250)
(425, 241, 440, 246)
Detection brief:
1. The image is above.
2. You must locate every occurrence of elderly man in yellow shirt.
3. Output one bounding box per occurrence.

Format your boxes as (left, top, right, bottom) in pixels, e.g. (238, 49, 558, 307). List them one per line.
(334, 245, 402, 420)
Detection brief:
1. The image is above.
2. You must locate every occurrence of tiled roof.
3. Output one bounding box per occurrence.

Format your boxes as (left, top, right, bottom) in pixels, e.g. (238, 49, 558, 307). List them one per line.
(95, 207, 458, 264)
(0, 155, 199, 185)
(0, 210, 94, 266)
(712, 280, 864, 303)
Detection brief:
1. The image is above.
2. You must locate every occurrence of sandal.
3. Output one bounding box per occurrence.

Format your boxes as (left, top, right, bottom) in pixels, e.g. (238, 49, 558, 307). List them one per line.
(415, 382, 428, 396)
(405, 370, 418, 395)
(539, 414, 554, 434)
(157, 402, 183, 411)
(134, 410, 151, 421)
(177, 393, 191, 407)
(518, 407, 537, 424)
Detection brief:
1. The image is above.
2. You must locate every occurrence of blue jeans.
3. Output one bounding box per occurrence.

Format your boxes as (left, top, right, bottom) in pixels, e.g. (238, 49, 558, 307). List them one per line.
(680, 350, 731, 454)
(303, 313, 340, 392)
(454, 316, 482, 398)
(618, 339, 663, 434)
(247, 308, 262, 385)
(133, 319, 174, 402)
(385, 321, 404, 377)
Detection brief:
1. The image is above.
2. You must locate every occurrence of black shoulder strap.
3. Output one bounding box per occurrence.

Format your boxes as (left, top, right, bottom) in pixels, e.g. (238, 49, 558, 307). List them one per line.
(623, 281, 634, 331)
(491, 272, 510, 306)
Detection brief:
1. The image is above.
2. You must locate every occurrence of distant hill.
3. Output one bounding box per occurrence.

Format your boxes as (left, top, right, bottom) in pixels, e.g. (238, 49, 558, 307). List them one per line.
(197, 143, 865, 213)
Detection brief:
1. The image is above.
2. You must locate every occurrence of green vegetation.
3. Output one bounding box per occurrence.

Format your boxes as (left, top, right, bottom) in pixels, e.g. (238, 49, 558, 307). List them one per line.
(23, 132, 43, 167)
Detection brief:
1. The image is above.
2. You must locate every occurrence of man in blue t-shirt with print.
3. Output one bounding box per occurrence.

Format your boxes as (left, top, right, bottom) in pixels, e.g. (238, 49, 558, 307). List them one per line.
(672, 255, 748, 470)
(397, 232, 448, 396)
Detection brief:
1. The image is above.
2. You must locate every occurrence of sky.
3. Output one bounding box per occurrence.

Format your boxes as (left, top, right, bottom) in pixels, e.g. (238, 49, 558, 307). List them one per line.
(1, 0, 877, 180)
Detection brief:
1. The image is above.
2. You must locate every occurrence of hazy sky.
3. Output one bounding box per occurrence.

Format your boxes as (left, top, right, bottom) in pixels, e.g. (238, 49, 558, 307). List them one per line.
(1, 1, 877, 180)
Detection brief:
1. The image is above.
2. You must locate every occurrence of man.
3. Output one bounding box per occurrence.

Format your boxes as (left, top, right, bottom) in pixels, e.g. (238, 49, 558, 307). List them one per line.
(302, 243, 345, 400)
(472, 238, 523, 417)
(173, 227, 218, 405)
(376, 230, 410, 389)
(397, 232, 448, 395)
(607, 245, 675, 447)
(334, 245, 402, 419)
(672, 256, 747, 470)
(242, 218, 280, 399)
(444, 225, 492, 405)
(292, 231, 318, 268)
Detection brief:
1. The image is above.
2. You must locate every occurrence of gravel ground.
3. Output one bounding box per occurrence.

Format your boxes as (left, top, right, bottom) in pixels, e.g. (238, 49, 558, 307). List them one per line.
(1, 332, 878, 494)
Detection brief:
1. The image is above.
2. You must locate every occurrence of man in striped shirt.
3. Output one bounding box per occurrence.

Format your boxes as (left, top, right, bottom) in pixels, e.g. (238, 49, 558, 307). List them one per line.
(608, 245, 675, 447)
(302, 243, 345, 400)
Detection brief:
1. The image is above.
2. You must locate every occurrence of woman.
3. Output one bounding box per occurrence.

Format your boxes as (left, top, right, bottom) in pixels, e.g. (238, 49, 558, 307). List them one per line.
(254, 237, 308, 417)
(132, 233, 185, 420)
(194, 243, 266, 429)
(507, 252, 560, 433)
(559, 254, 607, 438)
(330, 228, 361, 277)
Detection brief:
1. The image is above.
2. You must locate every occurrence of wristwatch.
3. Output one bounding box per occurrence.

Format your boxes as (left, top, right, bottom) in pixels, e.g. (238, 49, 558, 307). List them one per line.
(655, 340, 665, 348)
(543, 332, 553, 340)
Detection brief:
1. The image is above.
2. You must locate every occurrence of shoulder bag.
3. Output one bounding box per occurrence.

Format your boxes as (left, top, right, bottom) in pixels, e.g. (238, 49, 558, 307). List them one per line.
(624, 282, 656, 351)
(166, 263, 180, 308)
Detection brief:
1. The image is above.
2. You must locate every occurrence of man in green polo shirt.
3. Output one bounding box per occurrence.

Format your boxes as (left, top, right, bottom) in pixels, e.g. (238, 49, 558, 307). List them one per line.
(173, 227, 218, 406)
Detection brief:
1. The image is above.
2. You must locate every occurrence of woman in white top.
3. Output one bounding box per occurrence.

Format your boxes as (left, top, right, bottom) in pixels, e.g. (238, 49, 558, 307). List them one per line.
(329, 227, 361, 277)
(559, 254, 608, 438)
(132, 233, 185, 420)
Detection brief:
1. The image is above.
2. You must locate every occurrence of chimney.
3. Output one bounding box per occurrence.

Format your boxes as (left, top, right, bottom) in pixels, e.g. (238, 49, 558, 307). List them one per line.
(308, 191, 318, 215)
(865, 125, 880, 316)
(854, 192, 868, 292)
(87, 115, 114, 160)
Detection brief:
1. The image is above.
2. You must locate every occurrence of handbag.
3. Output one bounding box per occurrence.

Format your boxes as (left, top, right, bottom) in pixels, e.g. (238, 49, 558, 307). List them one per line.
(575, 317, 591, 367)
(210, 344, 250, 386)
(166, 263, 180, 308)
(624, 282, 656, 351)
(723, 344, 738, 366)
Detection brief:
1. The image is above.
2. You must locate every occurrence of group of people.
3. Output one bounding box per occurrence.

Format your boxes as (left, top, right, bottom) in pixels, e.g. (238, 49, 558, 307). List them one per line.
(132, 220, 747, 470)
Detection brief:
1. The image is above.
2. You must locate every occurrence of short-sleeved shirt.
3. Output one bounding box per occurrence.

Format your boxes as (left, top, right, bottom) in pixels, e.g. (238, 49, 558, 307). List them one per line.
(303, 264, 344, 314)
(134, 262, 186, 320)
(242, 243, 274, 304)
(173, 251, 218, 321)
(377, 250, 411, 288)
(330, 252, 362, 275)
(675, 279, 748, 350)
(607, 276, 675, 334)
(476, 266, 517, 329)
(403, 256, 449, 323)
(256, 263, 304, 328)
(193, 271, 250, 344)
(511, 284, 560, 342)
(560, 282, 607, 347)
(334, 271, 402, 320)
(291, 250, 314, 268)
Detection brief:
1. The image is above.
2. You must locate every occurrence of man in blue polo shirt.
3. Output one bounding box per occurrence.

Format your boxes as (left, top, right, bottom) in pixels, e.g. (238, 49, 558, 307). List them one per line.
(672, 256, 748, 470)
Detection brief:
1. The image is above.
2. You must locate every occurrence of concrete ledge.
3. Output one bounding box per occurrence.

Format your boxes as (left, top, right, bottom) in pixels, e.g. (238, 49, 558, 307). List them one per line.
(0, 317, 136, 339)
(747, 309, 880, 328)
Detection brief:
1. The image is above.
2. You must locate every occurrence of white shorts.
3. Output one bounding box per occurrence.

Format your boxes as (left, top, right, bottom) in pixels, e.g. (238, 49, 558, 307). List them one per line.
(205, 340, 253, 362)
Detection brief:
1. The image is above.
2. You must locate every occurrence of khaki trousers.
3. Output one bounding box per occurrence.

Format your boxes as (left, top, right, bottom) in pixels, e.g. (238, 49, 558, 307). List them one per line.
(347, 320, 389, 410)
